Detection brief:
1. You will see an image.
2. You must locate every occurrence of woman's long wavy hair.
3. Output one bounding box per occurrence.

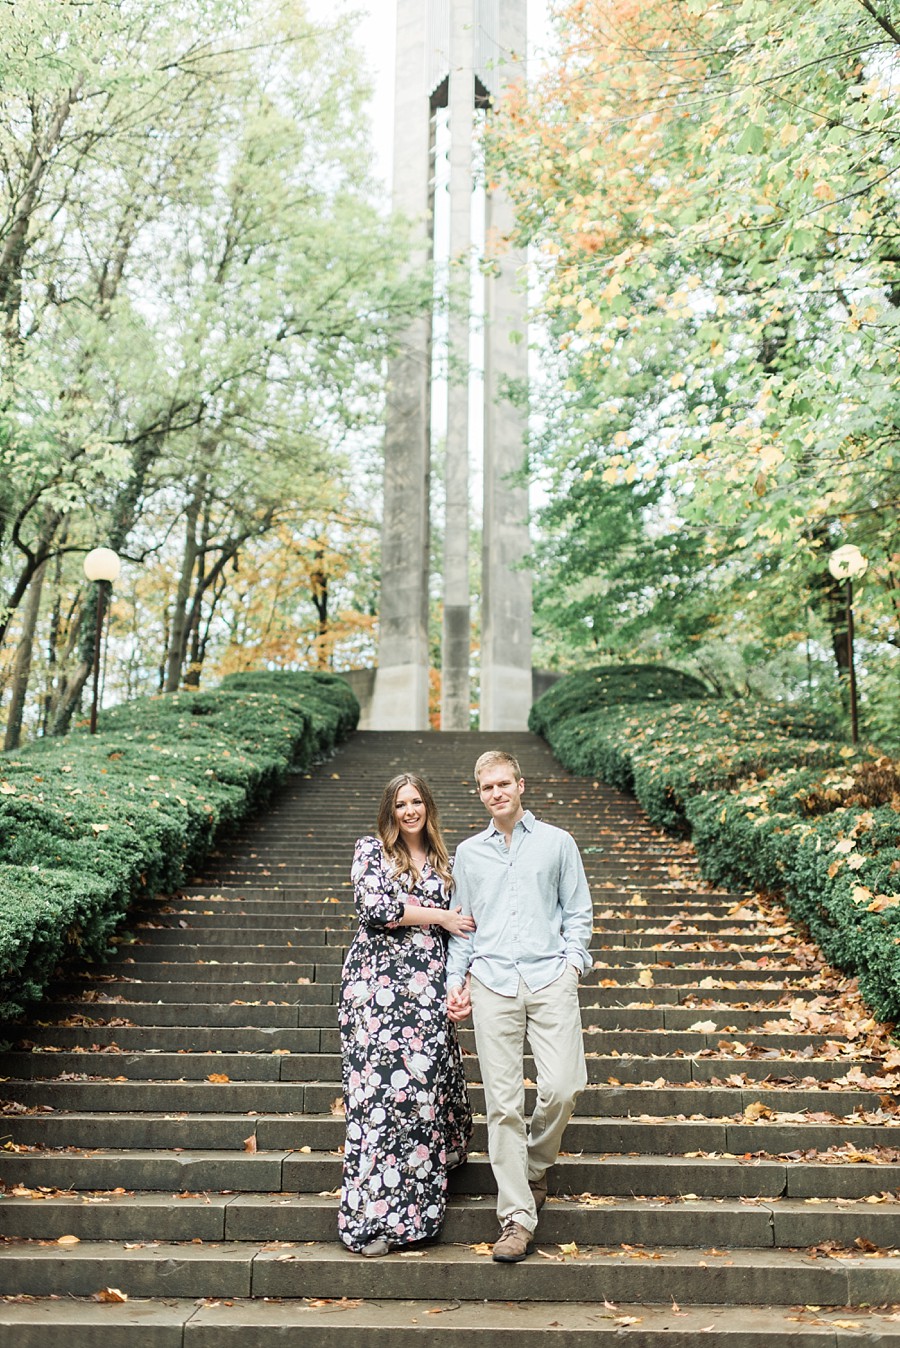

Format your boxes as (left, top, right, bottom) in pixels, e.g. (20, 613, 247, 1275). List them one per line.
(376, 773, 453, 892)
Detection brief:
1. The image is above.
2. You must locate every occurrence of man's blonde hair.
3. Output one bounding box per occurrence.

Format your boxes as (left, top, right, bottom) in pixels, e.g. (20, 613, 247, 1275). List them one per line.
(474, 750, 523, 785)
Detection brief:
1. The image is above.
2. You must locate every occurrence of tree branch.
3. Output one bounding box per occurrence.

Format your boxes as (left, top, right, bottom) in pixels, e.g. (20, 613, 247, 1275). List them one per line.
(858, 0, 900, 46)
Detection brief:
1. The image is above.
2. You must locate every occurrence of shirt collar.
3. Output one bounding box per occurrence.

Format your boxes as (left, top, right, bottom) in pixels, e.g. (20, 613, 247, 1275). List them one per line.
(485, 808, 535, 839)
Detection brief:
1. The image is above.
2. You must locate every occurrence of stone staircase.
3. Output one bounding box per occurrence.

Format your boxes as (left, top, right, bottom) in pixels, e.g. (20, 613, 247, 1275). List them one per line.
(2, 729, 900, 1343)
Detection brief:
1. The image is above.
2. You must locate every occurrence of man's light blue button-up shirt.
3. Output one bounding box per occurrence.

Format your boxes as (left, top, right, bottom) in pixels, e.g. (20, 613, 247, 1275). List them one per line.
(446, 809, 593, 996)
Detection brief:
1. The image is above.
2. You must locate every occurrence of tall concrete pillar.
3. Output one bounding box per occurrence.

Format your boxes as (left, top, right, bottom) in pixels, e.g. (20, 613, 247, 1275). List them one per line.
(371, 0, 530, 732)
(441, 2, 475, 731)
(480, 0, 532, 731)
(369, 4, 434, 731)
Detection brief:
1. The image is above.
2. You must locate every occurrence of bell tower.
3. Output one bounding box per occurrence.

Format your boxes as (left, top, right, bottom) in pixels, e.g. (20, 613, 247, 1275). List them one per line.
(369, 0, 532, 731)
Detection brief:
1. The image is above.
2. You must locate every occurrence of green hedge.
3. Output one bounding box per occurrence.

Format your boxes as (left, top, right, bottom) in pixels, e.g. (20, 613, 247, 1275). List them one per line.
(530, 668, 900, 1020)
(529, 664, 709, 741)
(0, 671, 358, 1019)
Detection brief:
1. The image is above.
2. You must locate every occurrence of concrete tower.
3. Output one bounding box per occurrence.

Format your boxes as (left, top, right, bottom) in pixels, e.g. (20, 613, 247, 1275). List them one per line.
(369, 0, 532, 732)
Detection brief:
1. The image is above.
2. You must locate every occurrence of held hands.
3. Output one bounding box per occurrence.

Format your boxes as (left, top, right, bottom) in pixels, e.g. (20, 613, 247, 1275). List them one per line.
(442, 905, 475, 938)
(447, 977, 472, 1024)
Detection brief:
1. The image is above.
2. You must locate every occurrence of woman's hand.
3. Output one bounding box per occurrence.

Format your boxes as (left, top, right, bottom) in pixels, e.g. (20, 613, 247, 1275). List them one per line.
(441, 905, 475, 937)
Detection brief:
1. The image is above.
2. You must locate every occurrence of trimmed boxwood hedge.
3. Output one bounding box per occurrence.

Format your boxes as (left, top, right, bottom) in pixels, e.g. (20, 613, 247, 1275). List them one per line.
(530, 667, 900, 1020)
(0, 671, 358, 1020)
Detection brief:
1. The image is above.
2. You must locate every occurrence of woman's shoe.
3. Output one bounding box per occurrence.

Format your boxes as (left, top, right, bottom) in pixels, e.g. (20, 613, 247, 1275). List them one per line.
(445, 1150, 461, 1170)
(360, 1238, 390, 1258)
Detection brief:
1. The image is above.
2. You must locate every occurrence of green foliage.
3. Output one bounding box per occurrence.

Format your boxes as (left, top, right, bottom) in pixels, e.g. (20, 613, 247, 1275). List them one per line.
(493, 0, 900, 730)
(535, 667, 900, 1018)
(0, 671, 358, 1018)
(529, 663, 709, 739)
(1, 0, 422, 734)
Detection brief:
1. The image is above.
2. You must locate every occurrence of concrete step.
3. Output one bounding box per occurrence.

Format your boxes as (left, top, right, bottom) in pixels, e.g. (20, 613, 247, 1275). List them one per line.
(17, 1024, 851, 1058)
(111, 931, 787, 957)
(8, 1110, 895, 1157)
(3, 1298, 897, 1348)
(4, 1078, 886, 1117)
(52, 981, 336, 1004)
(0, 1239, 896, 1305)
(29, 998, 841, 1031)
(5, 1190, 898, 1250)
(170, 886, 744, 907)
(2, 1048, 873, 1085)
(4, 1149, 898, 1201)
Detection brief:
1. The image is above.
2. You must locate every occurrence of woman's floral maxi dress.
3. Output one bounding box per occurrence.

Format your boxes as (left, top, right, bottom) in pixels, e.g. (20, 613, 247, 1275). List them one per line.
(338, 835, 472, 1252)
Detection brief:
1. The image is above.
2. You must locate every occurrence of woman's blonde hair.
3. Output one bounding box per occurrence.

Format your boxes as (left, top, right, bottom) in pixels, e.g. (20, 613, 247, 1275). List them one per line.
(376, 772, 453, 891)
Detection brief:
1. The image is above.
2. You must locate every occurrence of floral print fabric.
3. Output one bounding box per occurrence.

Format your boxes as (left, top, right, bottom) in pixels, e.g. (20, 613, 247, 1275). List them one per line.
(338, 835, 472, 1252)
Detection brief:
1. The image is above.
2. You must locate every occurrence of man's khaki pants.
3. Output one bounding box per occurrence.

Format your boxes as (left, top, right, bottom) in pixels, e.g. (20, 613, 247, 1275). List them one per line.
(470, 968, 587, 1233)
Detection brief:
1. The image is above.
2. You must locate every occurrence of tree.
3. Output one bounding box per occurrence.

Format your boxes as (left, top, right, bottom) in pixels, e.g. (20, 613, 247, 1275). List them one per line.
(489, 0, 900, 735)
(1, 0, 424, 744)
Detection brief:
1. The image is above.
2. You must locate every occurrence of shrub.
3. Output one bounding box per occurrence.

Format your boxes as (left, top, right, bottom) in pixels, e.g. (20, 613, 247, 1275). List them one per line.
(0, 671, 358, 1019)
(529, 663, 709, 740)
(531, 668, 900, 1019)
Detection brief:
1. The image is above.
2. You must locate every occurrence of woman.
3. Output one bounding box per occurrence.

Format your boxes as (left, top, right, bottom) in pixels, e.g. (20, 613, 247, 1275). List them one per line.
(338, 772, 474, 1257)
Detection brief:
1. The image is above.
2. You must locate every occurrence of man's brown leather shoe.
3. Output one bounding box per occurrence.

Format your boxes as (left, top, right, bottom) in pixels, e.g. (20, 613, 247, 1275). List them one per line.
(529, 1176, 548, 1212)
(492, 1219, 534, 1263)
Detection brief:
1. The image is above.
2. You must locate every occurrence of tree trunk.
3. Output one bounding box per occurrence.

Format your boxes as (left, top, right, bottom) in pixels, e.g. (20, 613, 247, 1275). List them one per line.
(3, 562, 47, 750)
(0, 507, 62, 649)
(183, 498, 213, 687)
(310, 555, 329, 669)
(158, 604, 171, 692)
(164, 482, 204, 692)
(51, 438, 166, 735)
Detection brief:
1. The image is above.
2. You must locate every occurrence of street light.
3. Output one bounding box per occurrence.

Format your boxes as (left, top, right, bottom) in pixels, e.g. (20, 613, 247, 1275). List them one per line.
(827, 543, 868, 744)
(83, 547, 121, 734)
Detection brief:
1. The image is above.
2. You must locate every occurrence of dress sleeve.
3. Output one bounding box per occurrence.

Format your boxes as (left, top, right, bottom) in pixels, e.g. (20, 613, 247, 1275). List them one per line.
(446, 846, 473, 990)
(351, 836, 406, 929)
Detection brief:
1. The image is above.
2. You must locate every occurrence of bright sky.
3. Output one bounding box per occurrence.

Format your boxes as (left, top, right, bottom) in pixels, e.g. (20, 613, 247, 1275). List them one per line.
(307, 0, 555, 191)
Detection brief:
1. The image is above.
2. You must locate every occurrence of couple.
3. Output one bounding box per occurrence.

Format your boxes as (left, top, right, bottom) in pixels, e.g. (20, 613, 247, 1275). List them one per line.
(338, 749, 593, 1262)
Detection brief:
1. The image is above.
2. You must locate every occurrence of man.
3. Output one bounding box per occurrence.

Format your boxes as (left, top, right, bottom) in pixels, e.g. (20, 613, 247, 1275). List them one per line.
(446, 749, 592, 1263)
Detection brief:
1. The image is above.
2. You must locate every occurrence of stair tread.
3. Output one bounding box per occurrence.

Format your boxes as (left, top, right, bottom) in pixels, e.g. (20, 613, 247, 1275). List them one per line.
(2, 727, 894, 1330)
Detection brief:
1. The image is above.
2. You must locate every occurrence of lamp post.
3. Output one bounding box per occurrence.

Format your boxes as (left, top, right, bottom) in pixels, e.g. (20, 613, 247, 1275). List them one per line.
(83, 547, 121, 734)
(827, 543, 868, 744)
